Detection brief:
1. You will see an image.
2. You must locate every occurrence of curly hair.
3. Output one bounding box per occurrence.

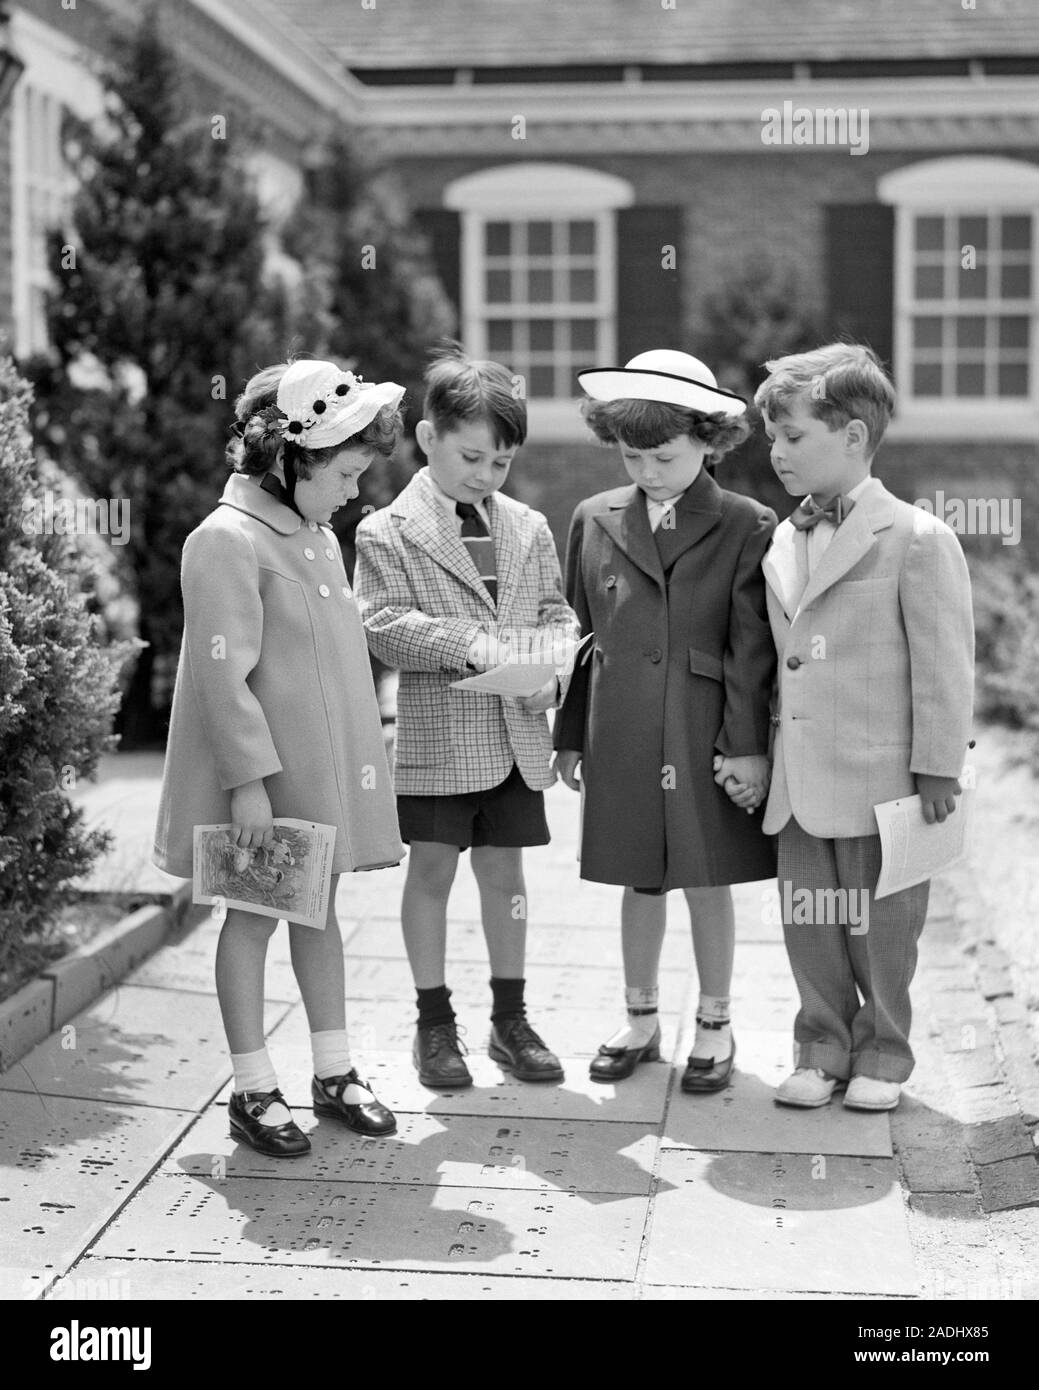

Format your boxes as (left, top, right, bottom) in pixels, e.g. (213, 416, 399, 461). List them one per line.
(226, 361, 404, 479)
(753, 343, 895, 455)
(581, 397, 750, 458)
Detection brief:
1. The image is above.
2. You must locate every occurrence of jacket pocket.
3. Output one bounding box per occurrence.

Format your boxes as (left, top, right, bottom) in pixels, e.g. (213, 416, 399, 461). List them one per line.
(689, 648, 724, 681)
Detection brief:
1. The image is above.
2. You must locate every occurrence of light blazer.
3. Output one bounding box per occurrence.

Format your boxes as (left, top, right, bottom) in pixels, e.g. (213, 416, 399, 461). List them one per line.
(354, 467, 578, 795)
(762, 477, 975, 839)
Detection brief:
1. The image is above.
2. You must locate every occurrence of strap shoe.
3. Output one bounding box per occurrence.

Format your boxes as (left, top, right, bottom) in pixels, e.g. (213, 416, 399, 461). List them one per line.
(228, 1088, 311, 1158)
(589, 1025, 662, 1082)
(312, 1069, 397, 1136)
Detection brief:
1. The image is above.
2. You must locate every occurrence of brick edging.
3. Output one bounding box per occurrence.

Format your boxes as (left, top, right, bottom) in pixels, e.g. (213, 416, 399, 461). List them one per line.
(0, 883, 199, 1073)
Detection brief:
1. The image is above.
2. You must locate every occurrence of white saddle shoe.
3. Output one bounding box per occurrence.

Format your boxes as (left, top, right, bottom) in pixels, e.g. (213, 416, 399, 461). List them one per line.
(844, 1075, 902, 1111)
(775, 1067, 841, 1108)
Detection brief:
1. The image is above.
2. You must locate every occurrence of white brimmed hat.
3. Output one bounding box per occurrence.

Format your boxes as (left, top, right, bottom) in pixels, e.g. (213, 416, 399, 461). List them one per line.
(578, 349, 746, 418)
(276, 360, 405, 449)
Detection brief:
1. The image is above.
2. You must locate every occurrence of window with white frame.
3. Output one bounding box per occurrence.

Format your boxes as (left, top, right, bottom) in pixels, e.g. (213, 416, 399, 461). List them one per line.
(907, 210, 1031, 399)
(21, 83, 72, 355)
(446, 164, 633, 434)
(9, 9, 106, 358)
(879, 157, 1039, 431)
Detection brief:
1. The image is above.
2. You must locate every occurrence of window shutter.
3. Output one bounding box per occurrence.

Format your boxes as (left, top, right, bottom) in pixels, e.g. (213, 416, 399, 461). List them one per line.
(414, 208, 462, 319)
(825, 204, 895, 370)
(616, 206, 683, 358)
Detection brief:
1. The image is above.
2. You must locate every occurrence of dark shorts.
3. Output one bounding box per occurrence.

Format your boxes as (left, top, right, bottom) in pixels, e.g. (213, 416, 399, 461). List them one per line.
(396, 765, 550, 850)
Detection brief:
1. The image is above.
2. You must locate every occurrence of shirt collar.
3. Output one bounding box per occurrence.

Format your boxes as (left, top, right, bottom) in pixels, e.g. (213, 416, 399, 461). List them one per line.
(427, 468, 491, 524)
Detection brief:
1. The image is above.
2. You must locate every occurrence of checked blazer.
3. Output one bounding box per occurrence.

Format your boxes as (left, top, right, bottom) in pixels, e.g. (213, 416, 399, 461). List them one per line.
(354, 467, 578, 795)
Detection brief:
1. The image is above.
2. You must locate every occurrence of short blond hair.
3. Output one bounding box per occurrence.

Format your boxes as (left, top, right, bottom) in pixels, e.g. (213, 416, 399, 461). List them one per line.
(754, 343, 895, 455)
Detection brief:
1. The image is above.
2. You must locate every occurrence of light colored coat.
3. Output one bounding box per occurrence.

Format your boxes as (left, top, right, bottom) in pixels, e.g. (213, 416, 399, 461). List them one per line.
(353, 467, 578, 795)
(153, 473, 404, 878)
(762, 477, 975, 839)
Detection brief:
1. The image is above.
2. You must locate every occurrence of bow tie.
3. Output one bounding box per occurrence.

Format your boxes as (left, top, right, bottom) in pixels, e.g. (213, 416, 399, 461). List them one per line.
(789, 495, 855, 531)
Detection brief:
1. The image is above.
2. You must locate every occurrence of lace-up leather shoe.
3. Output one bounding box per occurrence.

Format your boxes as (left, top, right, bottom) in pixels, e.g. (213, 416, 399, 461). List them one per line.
(413, 1021, 473, 1088)
(488, 1017, 564, 1083)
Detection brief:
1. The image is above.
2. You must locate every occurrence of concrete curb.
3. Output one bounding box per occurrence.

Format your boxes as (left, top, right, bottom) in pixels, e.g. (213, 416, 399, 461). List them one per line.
(0, 881, 200, 1073)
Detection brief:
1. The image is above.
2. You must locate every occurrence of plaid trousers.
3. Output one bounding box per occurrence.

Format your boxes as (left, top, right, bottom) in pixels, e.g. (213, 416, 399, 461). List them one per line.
(777, 816, 930, 1083)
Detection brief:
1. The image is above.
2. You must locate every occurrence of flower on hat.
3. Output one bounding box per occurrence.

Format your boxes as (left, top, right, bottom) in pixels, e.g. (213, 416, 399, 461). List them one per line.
(275, 360, 406, 450)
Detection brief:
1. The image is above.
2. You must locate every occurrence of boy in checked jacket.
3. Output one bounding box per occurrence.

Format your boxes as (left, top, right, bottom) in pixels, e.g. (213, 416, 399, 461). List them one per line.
(354, 346, 579, 1088)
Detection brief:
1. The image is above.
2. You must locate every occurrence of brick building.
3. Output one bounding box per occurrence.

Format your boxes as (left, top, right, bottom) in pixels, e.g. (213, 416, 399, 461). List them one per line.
(5, 0, 1037, 542)
(269, 0, 1039, 540)
(1, 0, 358, 357)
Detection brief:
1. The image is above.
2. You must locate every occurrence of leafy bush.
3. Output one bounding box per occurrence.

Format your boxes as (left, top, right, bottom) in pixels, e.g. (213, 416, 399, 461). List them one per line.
(969, 553, 1039, 761)
(0, 357, 130, 989)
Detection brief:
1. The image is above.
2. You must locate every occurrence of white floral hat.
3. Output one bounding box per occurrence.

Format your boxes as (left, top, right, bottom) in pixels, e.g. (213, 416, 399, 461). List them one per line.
(276, 360, 405, 449)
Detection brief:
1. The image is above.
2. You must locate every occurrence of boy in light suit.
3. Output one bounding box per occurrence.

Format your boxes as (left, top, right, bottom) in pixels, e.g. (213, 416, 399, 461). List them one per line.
(354, 346, 578, 1088)
(716, 343, 974, 1111)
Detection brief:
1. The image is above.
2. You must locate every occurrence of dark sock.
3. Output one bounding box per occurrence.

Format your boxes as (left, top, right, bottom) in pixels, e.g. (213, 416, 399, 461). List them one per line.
(416, 984, 455, 1029)
(490, 976, 526, 1024)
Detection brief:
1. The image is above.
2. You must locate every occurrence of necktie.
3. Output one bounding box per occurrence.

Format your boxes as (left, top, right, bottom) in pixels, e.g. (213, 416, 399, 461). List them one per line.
(789, 495, 856, 530)
(456, 501, 497, 605)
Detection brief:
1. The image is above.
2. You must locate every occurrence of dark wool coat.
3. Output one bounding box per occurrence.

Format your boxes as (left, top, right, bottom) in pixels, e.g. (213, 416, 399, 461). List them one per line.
(554, 469, 778, 890)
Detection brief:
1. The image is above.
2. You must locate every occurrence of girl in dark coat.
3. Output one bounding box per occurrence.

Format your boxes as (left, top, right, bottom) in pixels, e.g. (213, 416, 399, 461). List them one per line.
(553, 350, 777, 1092)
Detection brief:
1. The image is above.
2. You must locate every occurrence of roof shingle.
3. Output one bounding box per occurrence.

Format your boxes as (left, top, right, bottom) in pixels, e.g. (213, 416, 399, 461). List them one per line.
(268, 0, 1039, 69)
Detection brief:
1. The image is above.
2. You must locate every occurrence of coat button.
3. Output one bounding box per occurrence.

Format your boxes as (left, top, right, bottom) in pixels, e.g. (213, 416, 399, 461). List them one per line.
(325, 547, 337, 560)
(318, 584, 331, 598)
(605, 574, 617, 589)
(303, 547, 316, 560)
(786, 655, 802, 669)
(341, 586, 351, 598)
(649, 648, 663, 663)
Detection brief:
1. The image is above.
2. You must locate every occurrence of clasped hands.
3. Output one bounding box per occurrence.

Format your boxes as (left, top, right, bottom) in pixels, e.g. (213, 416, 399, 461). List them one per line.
(712, 754, 770, 814)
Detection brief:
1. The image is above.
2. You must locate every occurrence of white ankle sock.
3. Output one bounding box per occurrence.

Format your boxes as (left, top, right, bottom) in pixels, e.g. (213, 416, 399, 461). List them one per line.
(691, 993, 732, 1062)
(231, 1047, 291, 1126)
(605, 985, 660, 1050)
(311, 1028, 352, 1080)
(311, 1029, 375, 1103)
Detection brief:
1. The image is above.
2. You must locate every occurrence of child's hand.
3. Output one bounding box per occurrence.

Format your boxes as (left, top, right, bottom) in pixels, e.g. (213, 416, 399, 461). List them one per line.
(516, 676, 559, 713)
(230, 780, 275, 849)
(553, 750, 582, 791)
(915, 773, 962, 824)
(713, 754, 769, 814)
(466, 631, 504, 672)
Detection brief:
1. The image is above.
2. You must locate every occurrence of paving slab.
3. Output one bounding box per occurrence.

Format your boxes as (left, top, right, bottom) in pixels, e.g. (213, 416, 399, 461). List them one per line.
(46, 1257, 637, 1300)
(659, 1030, 891, 1157)
(977, 1155, 1039, 1212)
(213, 1042, 674, 1124)
(643, 1150, 917, 1295)
(0, 1092, 196, 1301)
(0, 985, 290, 1112)
(90, 1172, 648, 1279)
(169, 1107, 659, 1194)
(905, 1194, 1001, 1299)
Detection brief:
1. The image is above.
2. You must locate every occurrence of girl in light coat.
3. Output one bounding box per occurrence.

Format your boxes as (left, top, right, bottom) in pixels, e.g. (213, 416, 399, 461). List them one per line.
(154, 359, 406, 1157)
